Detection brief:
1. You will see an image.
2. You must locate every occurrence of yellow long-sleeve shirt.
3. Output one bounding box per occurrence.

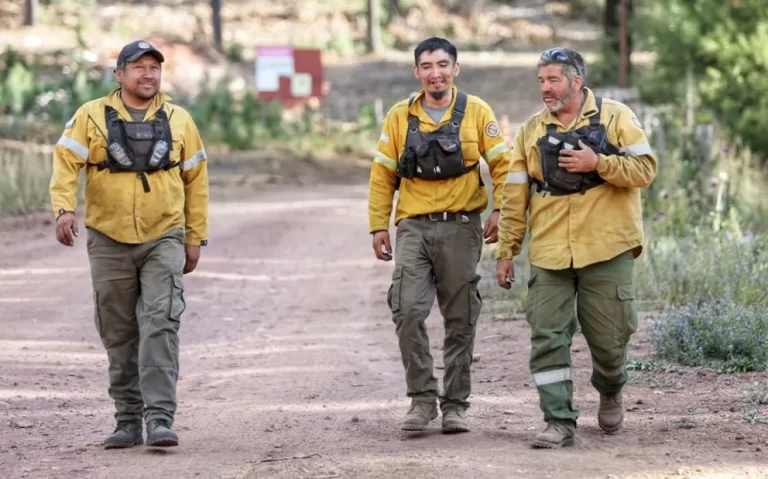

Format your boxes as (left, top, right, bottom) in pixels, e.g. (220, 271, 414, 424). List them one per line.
(368, 85, 512, 232)
(497, 87, 658, 269)
(50, 88, 209, 246)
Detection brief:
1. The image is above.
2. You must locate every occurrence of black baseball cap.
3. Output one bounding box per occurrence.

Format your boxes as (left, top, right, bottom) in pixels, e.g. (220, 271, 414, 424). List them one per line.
(116, 40, 165, 68)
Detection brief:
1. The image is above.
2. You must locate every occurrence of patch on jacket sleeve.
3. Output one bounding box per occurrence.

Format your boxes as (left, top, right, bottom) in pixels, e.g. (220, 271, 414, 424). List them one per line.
(379, 132, 389, 143)
(65, 117, 76, 129)
(485, 121, 500, 137)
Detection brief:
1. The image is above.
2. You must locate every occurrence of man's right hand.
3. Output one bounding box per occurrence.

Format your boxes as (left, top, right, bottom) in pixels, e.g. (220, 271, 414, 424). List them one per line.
(372, 231, 393, 261)
(55, 212, 78, 247)
(496, 258, 515, 289)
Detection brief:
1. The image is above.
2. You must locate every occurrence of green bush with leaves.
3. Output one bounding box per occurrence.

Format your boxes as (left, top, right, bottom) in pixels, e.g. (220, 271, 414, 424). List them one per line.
(641, 0, 768, 163)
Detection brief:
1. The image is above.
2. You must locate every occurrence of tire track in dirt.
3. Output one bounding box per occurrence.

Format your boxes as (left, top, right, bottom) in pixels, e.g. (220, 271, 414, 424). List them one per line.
(1, 183, 767, 479)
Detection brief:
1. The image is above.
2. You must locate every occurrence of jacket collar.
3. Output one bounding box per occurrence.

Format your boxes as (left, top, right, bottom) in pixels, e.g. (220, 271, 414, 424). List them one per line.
(408, 84, 459, 125)
(541, 87, 599, 129)
(106, 88, 172, 121)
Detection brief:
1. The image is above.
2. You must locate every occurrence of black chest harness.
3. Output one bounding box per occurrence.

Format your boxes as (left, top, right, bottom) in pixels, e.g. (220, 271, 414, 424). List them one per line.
(534, 96, 623, 196)
(96, 104, 176, 193)
(395, 91, 478, 190)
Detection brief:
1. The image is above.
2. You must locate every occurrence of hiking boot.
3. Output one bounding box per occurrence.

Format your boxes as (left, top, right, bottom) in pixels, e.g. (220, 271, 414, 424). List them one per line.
(442, 407, 469, 434)
(598, 391, 624, 434)
(146, 418, 179, 447)
(532, 421, 575, 449)
(103, 419, 143, 449)
(401, 400, 438, 431)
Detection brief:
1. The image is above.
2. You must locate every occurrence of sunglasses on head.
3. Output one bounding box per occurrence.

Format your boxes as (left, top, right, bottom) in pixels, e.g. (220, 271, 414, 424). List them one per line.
(540, 48, 580, 72)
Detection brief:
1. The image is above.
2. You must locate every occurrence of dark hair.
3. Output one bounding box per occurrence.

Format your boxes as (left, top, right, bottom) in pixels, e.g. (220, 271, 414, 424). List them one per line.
(414, 37, 457, 66)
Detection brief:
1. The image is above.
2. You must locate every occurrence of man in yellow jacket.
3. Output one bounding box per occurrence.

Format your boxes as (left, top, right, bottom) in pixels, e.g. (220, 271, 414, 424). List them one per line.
(368, 37, 512, 433)
(496, 48, 657, 448)
(49, 40, 209, 449)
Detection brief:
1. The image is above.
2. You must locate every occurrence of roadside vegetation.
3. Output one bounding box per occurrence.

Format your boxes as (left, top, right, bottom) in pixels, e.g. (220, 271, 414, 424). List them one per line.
(476, 0, 768, 411)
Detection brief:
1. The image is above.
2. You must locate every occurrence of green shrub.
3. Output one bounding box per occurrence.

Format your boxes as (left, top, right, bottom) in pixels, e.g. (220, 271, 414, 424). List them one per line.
(648, 300, 768, 373)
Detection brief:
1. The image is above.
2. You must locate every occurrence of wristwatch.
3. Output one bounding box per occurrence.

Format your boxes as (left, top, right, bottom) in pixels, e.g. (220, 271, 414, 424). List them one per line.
(57, 208, 73, 219)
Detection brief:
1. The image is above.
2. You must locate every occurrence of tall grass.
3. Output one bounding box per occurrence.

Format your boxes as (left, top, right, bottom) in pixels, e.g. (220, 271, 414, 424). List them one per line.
(635, 223, 768, 308)
(0, 142, 54, 215)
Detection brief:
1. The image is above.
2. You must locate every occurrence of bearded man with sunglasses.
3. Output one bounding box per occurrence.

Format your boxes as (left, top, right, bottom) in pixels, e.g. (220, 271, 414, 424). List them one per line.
(495, 48, 657, 448)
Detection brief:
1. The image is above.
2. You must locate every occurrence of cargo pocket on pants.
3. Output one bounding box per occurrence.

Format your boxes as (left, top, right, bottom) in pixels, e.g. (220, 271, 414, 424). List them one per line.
(468, 274, 482, 326)
(614, 283, 637, 341)
(525, 272, 538, 327)
(169, 274, 186, 321)
(387, 265, 403, 314)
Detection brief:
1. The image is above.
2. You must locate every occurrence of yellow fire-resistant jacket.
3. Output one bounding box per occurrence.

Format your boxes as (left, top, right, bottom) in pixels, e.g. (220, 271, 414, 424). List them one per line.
(496, 87, 657, 269)
(368, 85, 512, 232)
(50, 89, 209, 246)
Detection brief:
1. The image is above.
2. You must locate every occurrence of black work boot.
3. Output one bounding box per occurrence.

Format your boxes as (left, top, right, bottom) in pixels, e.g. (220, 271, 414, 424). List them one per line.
(146, 418, 179, 447)
(103, 419, 143, 449)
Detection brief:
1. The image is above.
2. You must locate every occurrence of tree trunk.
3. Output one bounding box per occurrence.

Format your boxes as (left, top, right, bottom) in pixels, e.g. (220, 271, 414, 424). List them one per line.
(367, 0, 382, 54)
(24, 0, 37, 26)
(604, 0, 633, 86)
(211, 0, 222, 52)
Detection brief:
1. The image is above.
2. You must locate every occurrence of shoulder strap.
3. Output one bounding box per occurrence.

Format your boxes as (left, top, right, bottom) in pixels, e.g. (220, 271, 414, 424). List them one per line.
(152, 104, 170, 145)
(589, 96, 603, 129)
(104, 105, 123, 144)
(105, 105, 119, 127)
(449, 91, 467, 125)
(406, 95, 420, 132)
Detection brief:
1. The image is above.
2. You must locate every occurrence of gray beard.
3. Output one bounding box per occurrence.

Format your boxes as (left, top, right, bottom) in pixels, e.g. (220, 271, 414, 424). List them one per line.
(543, 82, 575, 113)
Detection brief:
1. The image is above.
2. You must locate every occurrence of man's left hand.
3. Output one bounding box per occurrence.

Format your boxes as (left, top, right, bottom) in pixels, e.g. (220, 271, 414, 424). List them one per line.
(483, 210, 500, 244)
(184, 244, 201, 274)
(559, 140, 599, 173)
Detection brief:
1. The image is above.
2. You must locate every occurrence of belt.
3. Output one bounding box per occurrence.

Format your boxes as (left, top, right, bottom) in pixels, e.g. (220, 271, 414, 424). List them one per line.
(412, 211, 476, 223)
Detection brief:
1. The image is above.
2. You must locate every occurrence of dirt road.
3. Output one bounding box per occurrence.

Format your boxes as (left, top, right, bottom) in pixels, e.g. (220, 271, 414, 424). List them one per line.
(2, 181, 768, 479)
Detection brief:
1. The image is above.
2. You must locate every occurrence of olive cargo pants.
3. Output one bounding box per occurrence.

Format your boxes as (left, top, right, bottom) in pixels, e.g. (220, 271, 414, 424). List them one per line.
(526, 250, 637, 425)
(86, 227, 186, 424)
(387, 212, 483, 411)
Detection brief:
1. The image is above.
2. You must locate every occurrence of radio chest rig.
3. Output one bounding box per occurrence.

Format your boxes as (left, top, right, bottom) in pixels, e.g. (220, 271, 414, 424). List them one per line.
(535, 96, 623, 196)
(394, 91, 478, 190)
(96, 104, 175, 193)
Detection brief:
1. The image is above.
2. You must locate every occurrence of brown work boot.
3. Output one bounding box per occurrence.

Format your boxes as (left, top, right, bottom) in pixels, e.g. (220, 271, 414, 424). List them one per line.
(532, 421, 575, 449)
(441, 407, 469, 434)
(598, 391, 624, 434)
(401, 400, 438, 431)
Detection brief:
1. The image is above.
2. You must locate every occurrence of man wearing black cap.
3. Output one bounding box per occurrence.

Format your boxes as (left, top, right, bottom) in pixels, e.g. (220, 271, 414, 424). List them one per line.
(50, 39, 210, 449)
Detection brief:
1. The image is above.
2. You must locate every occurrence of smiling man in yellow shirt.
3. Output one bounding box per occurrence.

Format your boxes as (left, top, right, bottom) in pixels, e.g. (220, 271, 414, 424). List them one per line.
(50, 40, 209, 450)
(496, 47, 657, 448)
(368, 37, 512, 434)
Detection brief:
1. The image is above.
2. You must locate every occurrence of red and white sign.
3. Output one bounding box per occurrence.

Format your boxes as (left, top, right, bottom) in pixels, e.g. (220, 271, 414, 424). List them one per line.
(254, 46, 324, 106)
